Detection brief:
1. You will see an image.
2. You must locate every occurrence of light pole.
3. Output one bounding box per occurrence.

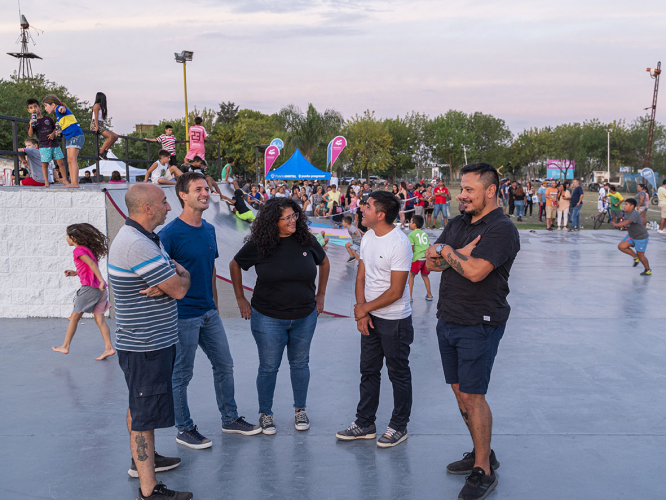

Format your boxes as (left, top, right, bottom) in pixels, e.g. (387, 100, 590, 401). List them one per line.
(461, 144, 468, 165)
(604, 128, 611, 182)
(175, 51, 194, 151)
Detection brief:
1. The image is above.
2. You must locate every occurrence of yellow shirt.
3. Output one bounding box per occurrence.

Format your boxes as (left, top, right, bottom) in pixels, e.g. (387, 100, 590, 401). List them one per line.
(327, 191, 341, 208)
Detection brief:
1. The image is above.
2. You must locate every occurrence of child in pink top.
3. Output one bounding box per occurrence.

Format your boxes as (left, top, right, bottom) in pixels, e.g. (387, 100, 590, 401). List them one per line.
(52, 223, 115, 361)
(184, 116, 207, 161)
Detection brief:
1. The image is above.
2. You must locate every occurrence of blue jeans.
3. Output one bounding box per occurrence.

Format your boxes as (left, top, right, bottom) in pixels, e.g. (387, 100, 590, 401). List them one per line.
(250, 308, 318, 415)
(514, 200, 525, 217)
(172, 309, 238, 431)
(432, 203, 449, 225)
(571, 204, 582, 229)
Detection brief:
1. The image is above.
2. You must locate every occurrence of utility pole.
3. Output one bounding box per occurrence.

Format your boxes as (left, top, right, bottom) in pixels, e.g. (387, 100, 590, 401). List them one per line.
(645, 62, 661, 170)
(604, 128, 611, 181)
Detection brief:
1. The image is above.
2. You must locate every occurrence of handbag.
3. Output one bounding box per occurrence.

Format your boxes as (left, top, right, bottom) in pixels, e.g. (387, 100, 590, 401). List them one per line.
(531, 195, 538, 204)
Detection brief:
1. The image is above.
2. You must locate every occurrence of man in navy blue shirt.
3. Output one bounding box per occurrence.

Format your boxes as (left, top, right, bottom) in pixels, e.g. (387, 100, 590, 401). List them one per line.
(160, 172, 261, 449)
(568, 179, 585, 232)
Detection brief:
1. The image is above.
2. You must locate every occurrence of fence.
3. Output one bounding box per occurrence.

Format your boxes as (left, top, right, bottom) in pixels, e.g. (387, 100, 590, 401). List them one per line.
(0, 113, 221, 185)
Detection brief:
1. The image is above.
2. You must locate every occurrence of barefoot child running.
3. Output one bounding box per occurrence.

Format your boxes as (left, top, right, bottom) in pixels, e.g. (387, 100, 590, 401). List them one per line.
(53, 223, 116, 360)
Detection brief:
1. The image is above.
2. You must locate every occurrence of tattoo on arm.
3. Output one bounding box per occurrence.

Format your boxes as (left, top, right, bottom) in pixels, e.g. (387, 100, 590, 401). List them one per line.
(445, 252, 465, 276)
(135, 433, 148, 462)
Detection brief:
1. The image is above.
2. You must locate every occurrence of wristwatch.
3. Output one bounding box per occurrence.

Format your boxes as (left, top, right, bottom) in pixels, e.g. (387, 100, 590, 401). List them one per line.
(435, 244, 445, 256)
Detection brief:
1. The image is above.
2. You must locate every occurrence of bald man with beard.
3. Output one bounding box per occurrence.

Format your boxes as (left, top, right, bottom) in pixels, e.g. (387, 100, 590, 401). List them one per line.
(108, 183, 194, 500)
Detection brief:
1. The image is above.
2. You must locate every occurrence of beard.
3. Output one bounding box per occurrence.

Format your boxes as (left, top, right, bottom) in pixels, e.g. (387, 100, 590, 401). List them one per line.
(464, 196, 487, 217)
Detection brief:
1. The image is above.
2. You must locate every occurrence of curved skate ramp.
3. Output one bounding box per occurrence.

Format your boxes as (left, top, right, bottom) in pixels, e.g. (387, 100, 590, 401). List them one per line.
(105, 183, 355, 317)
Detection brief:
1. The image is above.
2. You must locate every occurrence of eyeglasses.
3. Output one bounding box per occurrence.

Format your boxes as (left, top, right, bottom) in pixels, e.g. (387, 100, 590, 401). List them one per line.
(279, 212, 299, 222)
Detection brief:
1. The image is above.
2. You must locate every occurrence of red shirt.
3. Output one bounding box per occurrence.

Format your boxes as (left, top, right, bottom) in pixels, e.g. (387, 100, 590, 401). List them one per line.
(414, 190, 425, 206)
(434, 186, 449, 204)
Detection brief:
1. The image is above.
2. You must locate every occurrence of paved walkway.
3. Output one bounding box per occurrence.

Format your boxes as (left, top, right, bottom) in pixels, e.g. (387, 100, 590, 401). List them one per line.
(0, 230, 664, 499)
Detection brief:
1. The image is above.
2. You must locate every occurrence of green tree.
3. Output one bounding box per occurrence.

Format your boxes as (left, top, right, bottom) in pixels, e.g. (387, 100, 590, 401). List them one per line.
(216, 101, 239, 125)
(343, 110, 392, 181)
(277, 103, 343, 162)
(428, 110, 474, 182)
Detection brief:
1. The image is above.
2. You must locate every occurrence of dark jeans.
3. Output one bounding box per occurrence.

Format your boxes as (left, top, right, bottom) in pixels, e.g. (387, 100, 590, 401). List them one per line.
(539, 202, 546, 220)
(356, 314, 414, 432)
(508, 199, 515, 215)
(526, 198, 533, 216)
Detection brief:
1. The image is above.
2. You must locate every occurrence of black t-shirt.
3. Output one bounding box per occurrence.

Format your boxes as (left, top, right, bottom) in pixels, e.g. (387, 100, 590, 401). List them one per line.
(234, 234, 326, 319)
(435, 208, 520, 327)
(361, 189, 372, 203)
(570, 186, 584, 206)
(34, 116, 58, 148)
(233, 189, 250, 215)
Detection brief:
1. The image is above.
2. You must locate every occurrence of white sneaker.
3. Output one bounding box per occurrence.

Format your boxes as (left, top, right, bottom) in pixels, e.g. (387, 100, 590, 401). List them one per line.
(295, 409, 310, 431)
(658, 229, 666, 234)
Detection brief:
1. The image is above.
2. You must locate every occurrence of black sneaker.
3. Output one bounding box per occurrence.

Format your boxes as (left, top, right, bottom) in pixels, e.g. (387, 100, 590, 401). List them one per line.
(347, 256, 356, 263)
(641, 269, 652, 276)
(259, 413, 276, 435)
(376, 426, 407, 448)
(128, 453, 181, 478)
(176, 425, 212, 449)
(335, 422, 377, 440)
(447, 449, 500, 475)
(458, 466, 497, 500)
(222, 416, 262, 435)
(633, 258, 640, 268)
(295, 409, 310, 431)
(138, 482, 193, 499)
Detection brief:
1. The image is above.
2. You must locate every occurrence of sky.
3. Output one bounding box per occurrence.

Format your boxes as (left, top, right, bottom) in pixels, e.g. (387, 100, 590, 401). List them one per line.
(1, 0, 665, 135)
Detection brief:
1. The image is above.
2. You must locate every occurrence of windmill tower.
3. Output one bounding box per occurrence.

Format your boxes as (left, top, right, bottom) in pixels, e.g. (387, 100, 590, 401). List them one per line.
(7, 14, 42, 79)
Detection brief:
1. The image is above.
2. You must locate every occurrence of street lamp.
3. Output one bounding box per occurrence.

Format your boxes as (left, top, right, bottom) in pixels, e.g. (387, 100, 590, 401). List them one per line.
(461, 144, 469, 165)
(174, 51, 194, 151)
(604, 128, 612, 182)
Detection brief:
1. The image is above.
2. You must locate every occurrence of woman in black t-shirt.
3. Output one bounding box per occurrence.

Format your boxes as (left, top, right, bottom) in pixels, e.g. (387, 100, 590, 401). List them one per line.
(230, 198, 330, 435)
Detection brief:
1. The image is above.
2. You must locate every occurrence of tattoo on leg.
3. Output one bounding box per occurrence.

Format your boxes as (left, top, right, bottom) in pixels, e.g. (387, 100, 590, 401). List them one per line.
(135, 433, 148, 462)
(459, 408, 470, 427)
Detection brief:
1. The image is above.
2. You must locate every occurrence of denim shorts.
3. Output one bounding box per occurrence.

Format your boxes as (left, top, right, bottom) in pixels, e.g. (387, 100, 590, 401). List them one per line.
(118, 344, 176, 431)
(40, 146, 64, 163)
(65, 134, 85, 149)
(436, 320, 505, 395)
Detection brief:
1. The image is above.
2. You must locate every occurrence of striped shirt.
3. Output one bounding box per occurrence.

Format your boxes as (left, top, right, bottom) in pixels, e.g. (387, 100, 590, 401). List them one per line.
(157, 134, 177, 155)
(108, 221, 178, 352)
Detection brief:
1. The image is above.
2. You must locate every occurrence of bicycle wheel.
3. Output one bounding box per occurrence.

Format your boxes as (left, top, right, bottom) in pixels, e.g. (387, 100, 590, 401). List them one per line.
(593, 213, 604, 230)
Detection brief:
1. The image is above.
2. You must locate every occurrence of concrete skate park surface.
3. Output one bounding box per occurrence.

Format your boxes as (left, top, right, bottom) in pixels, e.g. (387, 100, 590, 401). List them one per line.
(104, 183, 357, 318)
(1, 229, 664, 499)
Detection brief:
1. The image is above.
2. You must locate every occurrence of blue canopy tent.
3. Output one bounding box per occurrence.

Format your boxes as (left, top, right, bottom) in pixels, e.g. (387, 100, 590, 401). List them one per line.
(266, 148, 331, 180)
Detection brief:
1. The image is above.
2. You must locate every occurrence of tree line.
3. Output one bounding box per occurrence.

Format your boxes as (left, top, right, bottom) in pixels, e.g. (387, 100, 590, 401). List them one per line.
(1, 74, 664, 182)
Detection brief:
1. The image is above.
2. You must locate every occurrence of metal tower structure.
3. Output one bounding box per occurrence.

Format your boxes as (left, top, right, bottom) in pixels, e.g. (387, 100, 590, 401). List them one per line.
(7, 15, 42, 79)
(644, 62, 661, 170)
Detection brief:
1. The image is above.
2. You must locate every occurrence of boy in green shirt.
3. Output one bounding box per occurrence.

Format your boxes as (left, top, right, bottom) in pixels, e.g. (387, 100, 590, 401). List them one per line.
(407, 215, 433, 302)
(608, 185, 624, 225)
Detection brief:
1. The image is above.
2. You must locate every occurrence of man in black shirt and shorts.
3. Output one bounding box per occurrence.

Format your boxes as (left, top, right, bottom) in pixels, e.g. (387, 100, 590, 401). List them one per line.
(425, 163, 520, 500)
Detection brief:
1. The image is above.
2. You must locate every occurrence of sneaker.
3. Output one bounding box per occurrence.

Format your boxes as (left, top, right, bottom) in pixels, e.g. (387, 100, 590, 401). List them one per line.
(335, 422, 377, 441)
(567, 228, 574, 233)
(457, 466, 497, 500)
(658, 229, 666, 234)
(223, 416, 262, 435)
(128, 453, 181, 478)
(425, 295, 433, 301)
(547, 227, 554, 231)
(295, 409, 310, 431)
(376, 426, 408, 448)
(176, 425, 212, 449)
(259, 413, 276, 435)
(641, 269, 652, 276)
(347, 256, 356, 263)
(447, 449, 500, 475)
(138, 482, 192, 500)
(633, 258, 640, 268)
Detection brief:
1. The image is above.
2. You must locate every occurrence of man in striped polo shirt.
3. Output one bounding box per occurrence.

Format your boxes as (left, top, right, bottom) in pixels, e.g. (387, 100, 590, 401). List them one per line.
(109, 183, 193, 500)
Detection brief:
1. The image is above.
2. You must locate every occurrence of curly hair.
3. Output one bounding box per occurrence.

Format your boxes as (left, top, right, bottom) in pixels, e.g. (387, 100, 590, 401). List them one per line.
(247, 197, 314, 257)
(66, 223, 108, 261)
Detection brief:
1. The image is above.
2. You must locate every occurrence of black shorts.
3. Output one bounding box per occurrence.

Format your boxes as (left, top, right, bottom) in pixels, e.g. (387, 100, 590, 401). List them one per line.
(118, 345, 177, 431)
(169, 155, 178, 167)
(436, 320, 505, 395)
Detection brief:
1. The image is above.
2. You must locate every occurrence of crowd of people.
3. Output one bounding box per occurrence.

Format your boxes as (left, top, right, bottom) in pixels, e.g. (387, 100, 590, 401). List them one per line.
(50, 164, 520, 500)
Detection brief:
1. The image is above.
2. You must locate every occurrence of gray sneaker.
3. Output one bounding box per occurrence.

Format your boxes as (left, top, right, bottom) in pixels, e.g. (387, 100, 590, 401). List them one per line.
(295, 409, 310, 431)
(259, 413, 276, 435)
(376, 426, 408, 448)
(335, 422, 377, 440)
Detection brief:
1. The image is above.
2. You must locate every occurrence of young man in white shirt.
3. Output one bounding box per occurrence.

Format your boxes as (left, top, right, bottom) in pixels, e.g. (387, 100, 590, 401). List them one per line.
(336, 191, 414, 447)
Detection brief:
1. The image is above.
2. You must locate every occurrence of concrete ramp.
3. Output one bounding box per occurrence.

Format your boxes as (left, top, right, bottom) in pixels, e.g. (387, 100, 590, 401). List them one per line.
(104, 183, 354, 317)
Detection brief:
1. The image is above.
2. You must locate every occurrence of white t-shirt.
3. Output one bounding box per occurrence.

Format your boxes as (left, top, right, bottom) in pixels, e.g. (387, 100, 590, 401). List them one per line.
(150, 161, 172, 184)
(359, 227, 412, 320)
(352, 185, 362, 195)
